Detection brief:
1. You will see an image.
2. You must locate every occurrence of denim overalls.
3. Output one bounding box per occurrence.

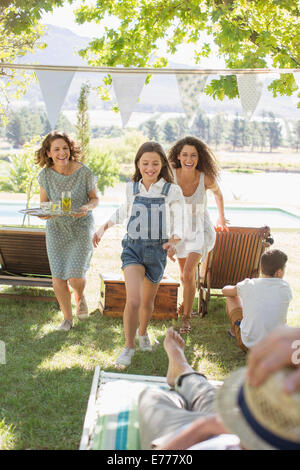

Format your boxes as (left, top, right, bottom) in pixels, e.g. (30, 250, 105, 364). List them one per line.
(121, 180, 171, 283)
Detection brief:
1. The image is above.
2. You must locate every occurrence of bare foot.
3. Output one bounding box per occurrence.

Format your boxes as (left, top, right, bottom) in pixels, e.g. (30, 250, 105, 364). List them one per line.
(163, 327, 194, 387)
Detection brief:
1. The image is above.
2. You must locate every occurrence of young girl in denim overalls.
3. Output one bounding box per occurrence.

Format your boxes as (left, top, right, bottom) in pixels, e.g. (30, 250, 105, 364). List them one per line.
(93, 142, 185, 366)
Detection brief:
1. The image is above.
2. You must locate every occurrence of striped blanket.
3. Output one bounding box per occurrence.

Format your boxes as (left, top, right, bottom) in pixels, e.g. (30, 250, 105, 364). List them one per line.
(91, 379, 169, 450)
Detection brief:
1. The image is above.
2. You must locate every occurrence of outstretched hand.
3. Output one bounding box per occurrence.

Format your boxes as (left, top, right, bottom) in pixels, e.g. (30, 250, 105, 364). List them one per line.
(215, 216, 230, 232)
(162, 241, 177, 262)
(92, 225, 106, 248)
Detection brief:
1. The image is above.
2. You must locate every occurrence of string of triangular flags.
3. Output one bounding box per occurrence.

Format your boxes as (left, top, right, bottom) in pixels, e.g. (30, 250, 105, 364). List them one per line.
(24, 69, 300, 129)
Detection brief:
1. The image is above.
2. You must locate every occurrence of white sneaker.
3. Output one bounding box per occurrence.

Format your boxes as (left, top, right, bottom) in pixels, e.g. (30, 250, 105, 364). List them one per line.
(138, 332, 153, 352)
(57, 319, 73, 331)
(116, 347, 135, 366)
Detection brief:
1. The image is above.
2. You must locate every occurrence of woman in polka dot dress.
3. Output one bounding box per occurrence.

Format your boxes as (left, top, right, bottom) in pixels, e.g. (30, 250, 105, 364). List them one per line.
(35, 131, 99, 331)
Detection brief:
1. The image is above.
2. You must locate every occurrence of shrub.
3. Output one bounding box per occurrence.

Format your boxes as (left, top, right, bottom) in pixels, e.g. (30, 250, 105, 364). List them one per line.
(86, 147, 120, 195)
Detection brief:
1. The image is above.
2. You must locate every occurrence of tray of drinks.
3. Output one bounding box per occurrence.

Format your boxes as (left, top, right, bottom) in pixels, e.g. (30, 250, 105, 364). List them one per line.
(19, 207, 83, 217)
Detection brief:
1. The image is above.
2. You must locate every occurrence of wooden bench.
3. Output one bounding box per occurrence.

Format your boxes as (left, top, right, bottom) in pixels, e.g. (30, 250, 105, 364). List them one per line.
(0, 226, 56, 302)
(99, 272, 180, 320)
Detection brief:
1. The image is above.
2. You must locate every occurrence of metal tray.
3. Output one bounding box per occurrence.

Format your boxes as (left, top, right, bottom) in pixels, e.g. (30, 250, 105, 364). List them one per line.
(19, 208, 83, 217)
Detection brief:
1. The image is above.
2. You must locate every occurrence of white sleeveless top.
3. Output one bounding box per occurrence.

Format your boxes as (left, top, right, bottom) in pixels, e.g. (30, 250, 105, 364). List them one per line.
(173, 170, 216, 259)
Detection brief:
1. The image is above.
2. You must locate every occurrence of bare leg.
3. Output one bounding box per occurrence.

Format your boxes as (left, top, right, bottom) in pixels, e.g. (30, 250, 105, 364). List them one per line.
(138, 277, 160, 336)
(139, 328, 217, 450)
(52, 277, 73, 321)
(164, 327, 194, 387)
(225, 295, 243, 336)
(123, 265, 145, 349)
(178, 253, 202, 332)
(69, 277, 86, 315)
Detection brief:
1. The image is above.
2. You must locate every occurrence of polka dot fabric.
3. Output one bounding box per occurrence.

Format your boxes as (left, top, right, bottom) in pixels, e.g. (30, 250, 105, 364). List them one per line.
(38, 164, 97, 280)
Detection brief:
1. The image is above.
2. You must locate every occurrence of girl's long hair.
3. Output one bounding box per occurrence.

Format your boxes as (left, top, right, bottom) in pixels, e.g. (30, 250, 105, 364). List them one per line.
(168, 136, 219, 180)
(132, 141, 174, 183)
(34, 131, 81, 168)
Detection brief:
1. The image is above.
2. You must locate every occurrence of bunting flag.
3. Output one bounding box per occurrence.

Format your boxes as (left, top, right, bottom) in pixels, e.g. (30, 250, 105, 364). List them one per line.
(111, 72, 148, 127)
(35, 70, 75, 129)
(236, 74, 265, 120)
(294, 72, 300, 90)
(176, 74, 208, 126)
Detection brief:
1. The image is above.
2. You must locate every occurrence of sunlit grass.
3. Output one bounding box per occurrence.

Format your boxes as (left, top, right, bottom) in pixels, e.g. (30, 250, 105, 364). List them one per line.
(0, 228, 299, 449)
(0, 419, 17, 450)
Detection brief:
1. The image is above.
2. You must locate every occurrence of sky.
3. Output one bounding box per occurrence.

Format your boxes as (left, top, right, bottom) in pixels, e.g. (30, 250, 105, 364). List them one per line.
(42, 1, 114, 38)
(41, 1, 225, 68)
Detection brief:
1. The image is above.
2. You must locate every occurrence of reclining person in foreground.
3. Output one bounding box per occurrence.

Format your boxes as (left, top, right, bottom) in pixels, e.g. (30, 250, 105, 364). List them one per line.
(138, 326, 300, 450)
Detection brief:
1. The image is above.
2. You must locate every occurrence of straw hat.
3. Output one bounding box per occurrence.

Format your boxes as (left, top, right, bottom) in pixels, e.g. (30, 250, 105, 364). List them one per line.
(215, 367, 300, 450)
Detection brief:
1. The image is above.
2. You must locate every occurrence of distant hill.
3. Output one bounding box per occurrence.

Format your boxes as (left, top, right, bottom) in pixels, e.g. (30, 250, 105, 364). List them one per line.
(18, 24, 300, 120)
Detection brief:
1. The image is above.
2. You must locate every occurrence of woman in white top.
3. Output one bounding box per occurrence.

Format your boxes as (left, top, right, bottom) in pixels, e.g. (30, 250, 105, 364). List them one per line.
(168, 136, 228, 333)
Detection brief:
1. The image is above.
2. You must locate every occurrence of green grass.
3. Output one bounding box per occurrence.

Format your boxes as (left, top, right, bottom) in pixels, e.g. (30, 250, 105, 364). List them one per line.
(0, 289, 246, 450)
(0, 228, 299, 449)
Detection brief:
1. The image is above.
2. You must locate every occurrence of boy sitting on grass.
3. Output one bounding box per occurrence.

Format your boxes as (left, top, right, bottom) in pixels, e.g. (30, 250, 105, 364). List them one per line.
(222, 249, 292, 352)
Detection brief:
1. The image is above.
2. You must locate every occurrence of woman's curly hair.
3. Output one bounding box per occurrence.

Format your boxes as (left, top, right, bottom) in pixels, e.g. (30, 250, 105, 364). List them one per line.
(168, 136, 220, 180)
(34, 131, 81, 168)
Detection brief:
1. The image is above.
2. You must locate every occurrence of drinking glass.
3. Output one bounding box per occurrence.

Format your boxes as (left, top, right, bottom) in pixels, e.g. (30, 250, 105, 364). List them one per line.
(40, 202, 51, 213)
(61, 191, 71, 212)
(51, 201, 61, 212)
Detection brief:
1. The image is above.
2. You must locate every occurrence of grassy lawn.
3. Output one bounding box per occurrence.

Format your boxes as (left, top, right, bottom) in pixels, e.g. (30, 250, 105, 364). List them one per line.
(0, 226, 299, 450)
(217, 149, 300, 173)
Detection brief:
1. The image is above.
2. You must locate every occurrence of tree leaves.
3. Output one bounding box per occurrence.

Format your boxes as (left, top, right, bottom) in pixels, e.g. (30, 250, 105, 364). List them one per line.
(0, 2, 51, 124)
(1, 0, 299, 110)
(205, 75, 238, 100)
(74, 0, 299, 102)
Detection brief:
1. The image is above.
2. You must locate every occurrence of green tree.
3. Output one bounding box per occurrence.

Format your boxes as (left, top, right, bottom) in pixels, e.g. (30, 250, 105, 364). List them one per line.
(206, 119, 212, 145)
(76, 0, 300, 104)
(143, 120, 160, 141)
(211, 114, 225, 150)
(15, 107, 45, 141)
(4, 107, 74, 146)
(56, 112, 75, 135)
(240, 120, 250, 149)
(0, 136, 42, 224)
(248, 121, 261, 152)
(0, 153, 27, 192)
(266, 112, 282, 152)
(229, 115, 243, 150)
(0, 2, 75, 124)
(174, 117, 189, 139)
(0, 5, 43, 125)
(75, 82, 90, 161)
(6, 115, 26, 148)
(86, 147, 119, 195)
(192, 110, 208, 141)
(163, 121, 177, 144)
(1, 2, 70, 32)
